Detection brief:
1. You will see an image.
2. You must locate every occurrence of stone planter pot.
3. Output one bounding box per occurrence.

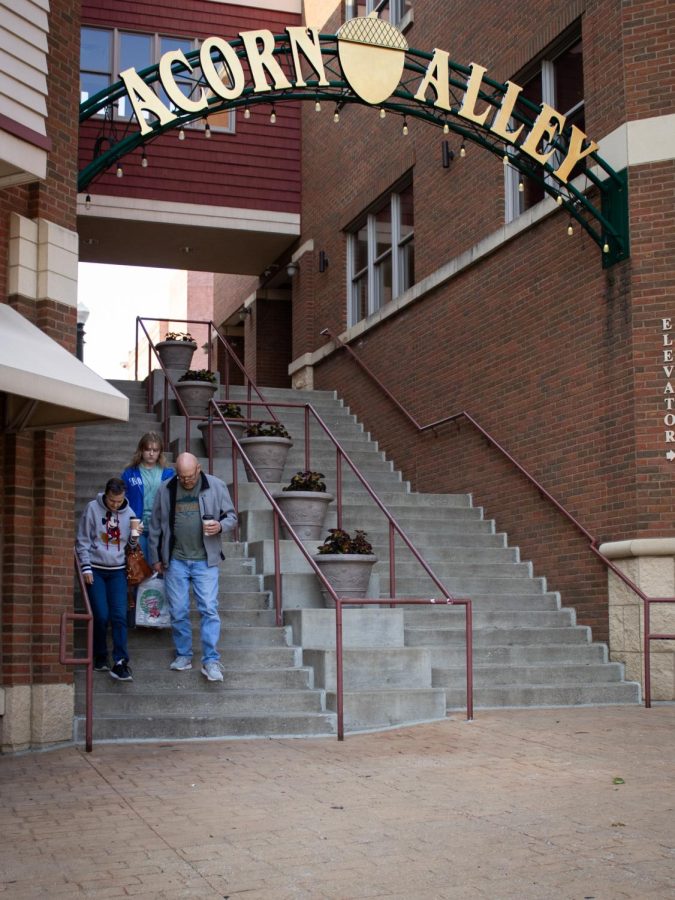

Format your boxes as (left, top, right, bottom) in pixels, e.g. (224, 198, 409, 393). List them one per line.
(156, 339, 197, 370)
(239, 436, 293, 483)
(312, 553, 378, 608)
(174, 380, 217, 417)
(198, 420, 246, 456)
(272, 490, 334, 540)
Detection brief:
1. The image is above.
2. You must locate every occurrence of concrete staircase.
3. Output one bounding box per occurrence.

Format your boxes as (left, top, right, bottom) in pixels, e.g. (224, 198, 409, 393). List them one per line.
(73, 377, 640, 743)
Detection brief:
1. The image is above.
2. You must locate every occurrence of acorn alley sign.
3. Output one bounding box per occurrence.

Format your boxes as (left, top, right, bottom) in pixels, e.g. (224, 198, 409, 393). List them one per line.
(120, 15, 597, 187)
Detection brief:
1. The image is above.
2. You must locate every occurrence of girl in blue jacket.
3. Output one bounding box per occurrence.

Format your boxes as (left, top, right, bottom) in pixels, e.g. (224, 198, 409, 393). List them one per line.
(121, 432, 175, 558)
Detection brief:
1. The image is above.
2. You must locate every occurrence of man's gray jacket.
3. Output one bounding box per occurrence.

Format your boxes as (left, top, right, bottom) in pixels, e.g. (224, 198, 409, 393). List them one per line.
(148, 471, 237, 567)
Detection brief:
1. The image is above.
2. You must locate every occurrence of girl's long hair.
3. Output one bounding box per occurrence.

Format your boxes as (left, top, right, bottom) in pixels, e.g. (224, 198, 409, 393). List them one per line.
(129, 432, 168, 469)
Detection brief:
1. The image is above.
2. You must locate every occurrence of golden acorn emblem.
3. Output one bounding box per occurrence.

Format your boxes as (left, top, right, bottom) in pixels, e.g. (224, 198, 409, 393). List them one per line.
(337, 12, 408, 106)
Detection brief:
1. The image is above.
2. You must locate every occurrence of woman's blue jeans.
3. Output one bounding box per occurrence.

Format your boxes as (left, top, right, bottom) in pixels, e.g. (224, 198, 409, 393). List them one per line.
(164, 558, 220, 663)
(87, 567, 129, 664)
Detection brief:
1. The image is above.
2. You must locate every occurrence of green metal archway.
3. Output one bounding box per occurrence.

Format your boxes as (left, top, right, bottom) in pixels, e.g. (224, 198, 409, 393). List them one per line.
(79, 31, 629, 266)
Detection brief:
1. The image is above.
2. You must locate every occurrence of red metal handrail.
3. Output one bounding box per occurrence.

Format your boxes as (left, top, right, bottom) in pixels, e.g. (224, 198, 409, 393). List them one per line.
(60, 550, 94, 752)
(206, 397, 474, 734)
(134, 317, 279, 438)
(320, 326, 675, 707)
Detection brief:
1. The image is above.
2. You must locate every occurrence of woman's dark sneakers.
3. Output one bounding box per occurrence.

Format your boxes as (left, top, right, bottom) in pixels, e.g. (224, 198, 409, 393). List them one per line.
(94, 657, 110, 672)
(109, 660, 133, 681)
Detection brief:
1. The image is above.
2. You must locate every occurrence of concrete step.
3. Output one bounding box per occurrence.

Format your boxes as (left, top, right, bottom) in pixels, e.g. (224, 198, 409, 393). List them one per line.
(428, 643, 609, 667)
(405, 624, 592, 646)
(325, 688, 447, 731)
(444, 681, 641, 709)
(81, 687, 327, 716)
(433, 661, 627, 687)
(75, 711, 337, 741)
(77, 665, 314, 690)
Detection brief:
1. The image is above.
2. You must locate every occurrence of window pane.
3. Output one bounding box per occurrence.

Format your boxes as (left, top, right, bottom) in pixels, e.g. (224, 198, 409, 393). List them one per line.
(375, 253, 392, 309)
(120, 32, 152, 74)
(375, 206, 391, 259)
(160, 36, 193, 55)
(353, 275, 368, 323)
(399, 184, 413, 242)
(355, 225, 368, 273)
(399, 239, 414, 291)
(80, 73, 110, 104)
(554, 41, 583, 116)
(81, 28, 111, 75)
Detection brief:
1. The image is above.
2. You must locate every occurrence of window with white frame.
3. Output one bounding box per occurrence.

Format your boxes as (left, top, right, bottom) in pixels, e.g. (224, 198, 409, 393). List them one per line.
(505, 33, 584, 222)
(345, 0, 413, 29)
(347, 181, 414, 326)
(80, 27, 234, 132)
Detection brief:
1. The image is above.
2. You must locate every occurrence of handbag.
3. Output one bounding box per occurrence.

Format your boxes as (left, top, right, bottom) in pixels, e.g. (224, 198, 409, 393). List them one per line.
(126, 543, 152, 585)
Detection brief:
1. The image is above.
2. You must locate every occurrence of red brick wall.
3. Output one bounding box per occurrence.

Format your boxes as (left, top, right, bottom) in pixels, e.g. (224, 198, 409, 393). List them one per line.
(256, 297, 292, 388)
(79, 0, 301, 213)
(295, 0, 675, 642)
(1, 0, 81, 689)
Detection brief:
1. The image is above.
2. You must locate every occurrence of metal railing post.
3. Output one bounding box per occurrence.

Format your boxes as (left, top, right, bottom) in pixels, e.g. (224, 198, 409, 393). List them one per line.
(336, 599, 345, 741)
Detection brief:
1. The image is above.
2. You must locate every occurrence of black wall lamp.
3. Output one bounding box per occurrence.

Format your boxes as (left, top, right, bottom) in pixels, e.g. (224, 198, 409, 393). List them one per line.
(287, 261, 299, 278)
(318, 250, 329, 273)
(238, 304, 252, 321)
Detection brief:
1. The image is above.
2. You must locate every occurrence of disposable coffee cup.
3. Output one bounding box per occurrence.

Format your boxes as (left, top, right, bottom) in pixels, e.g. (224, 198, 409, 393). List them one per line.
(130, 517, 141, 537)
(202, 514, 215, 534)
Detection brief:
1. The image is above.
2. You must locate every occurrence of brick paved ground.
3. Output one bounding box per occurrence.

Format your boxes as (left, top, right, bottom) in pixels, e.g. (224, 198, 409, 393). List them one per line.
(1, 706, 674, 899)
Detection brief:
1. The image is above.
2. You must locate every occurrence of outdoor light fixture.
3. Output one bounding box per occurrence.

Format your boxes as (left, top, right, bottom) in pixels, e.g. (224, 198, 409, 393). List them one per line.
(244, 106, 251, 119)
(402, 117, 409, 135)
(84, 194, 91, 210)
(518, 178, 524, 192)
(141, 150, 148, 167)
(333, 106, 340, 123)
(238, 304, 252, 321)
(178, 127, 185, 141)
(443, 122, 449, 134)
(380, 107, 386, 119)
(116, 164, 123, 178)
(270, 105, 276, 123)
(567, 220, 574, 236)
(204, 118, 211, 138)
(287, 261, 299, 278)
(556, 195, 564, 205)
(503, 153, 509, 165)
(318, 250, 329, 273)
(442, 141, 454, 168)
(603, 240, 610, 254)
(460, 142, 466, 157)
(315, 98, 321, 112)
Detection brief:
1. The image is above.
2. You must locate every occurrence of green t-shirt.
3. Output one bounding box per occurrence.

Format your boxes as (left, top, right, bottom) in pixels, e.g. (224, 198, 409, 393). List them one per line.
(173, 483, 206, 561)
(140, 465, 162, 528)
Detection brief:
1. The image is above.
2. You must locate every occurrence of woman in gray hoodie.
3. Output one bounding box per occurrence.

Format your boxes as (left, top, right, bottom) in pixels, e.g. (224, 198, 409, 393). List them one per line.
(76, 477, 141, 681)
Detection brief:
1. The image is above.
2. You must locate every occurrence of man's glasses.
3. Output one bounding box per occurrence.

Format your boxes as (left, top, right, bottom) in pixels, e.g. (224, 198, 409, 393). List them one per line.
(178, 469, 199, 482)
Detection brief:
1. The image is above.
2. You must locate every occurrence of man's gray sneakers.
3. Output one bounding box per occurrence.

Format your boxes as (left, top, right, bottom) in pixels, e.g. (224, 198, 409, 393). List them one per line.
(170, 655, 192, 671)
(201, 661, 224, 682)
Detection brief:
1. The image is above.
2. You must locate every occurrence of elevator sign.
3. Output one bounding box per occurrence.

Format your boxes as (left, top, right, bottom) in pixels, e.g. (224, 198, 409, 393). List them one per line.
(663, 318, 675, 459)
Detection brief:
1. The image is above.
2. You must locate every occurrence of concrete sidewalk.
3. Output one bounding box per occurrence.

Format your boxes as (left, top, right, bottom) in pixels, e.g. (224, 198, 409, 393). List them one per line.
(1, 706, 674, 899)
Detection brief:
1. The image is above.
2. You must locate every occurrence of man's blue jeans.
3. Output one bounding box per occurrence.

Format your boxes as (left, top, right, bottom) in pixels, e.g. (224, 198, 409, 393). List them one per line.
(88, 567, 129, 664)
(165, 558, 220, 663)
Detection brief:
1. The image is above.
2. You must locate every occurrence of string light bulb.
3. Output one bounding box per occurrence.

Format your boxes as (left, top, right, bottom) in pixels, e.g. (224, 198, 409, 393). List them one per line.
(178, 128, 185, 141)
(116, 164, 123, 178)
(141, 150, 148, 168)
(460, 142, 466, 158)
(402, 117, 409, 136)
(380, 107, 386, 119)
(503, 153, 509, 165)
(556, 194, 563, 205)
(518, 178, 524, 192)
(204, 118, 211, 138)
(315, 99, 321, 112)
(270, 106, 276, 124)
(567, 220, 574, 236)
(443, 122, 449, 134)
(603, 241, 610, 254)
(333, 106, 340, 123)
(244, 106, 251, 119)
(85, 194, 91, 210)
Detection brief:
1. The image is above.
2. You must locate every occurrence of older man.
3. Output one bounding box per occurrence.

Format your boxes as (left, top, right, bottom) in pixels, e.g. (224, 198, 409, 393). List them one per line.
(148, 452, 237, 682)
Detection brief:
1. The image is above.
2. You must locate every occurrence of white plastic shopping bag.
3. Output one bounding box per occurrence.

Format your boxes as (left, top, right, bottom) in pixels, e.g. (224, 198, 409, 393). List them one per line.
(135, 574, 171, 628)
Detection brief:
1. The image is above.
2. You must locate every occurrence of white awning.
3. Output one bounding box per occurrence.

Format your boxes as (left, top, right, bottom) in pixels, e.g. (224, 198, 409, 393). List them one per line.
(0, 304, 129, 430)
